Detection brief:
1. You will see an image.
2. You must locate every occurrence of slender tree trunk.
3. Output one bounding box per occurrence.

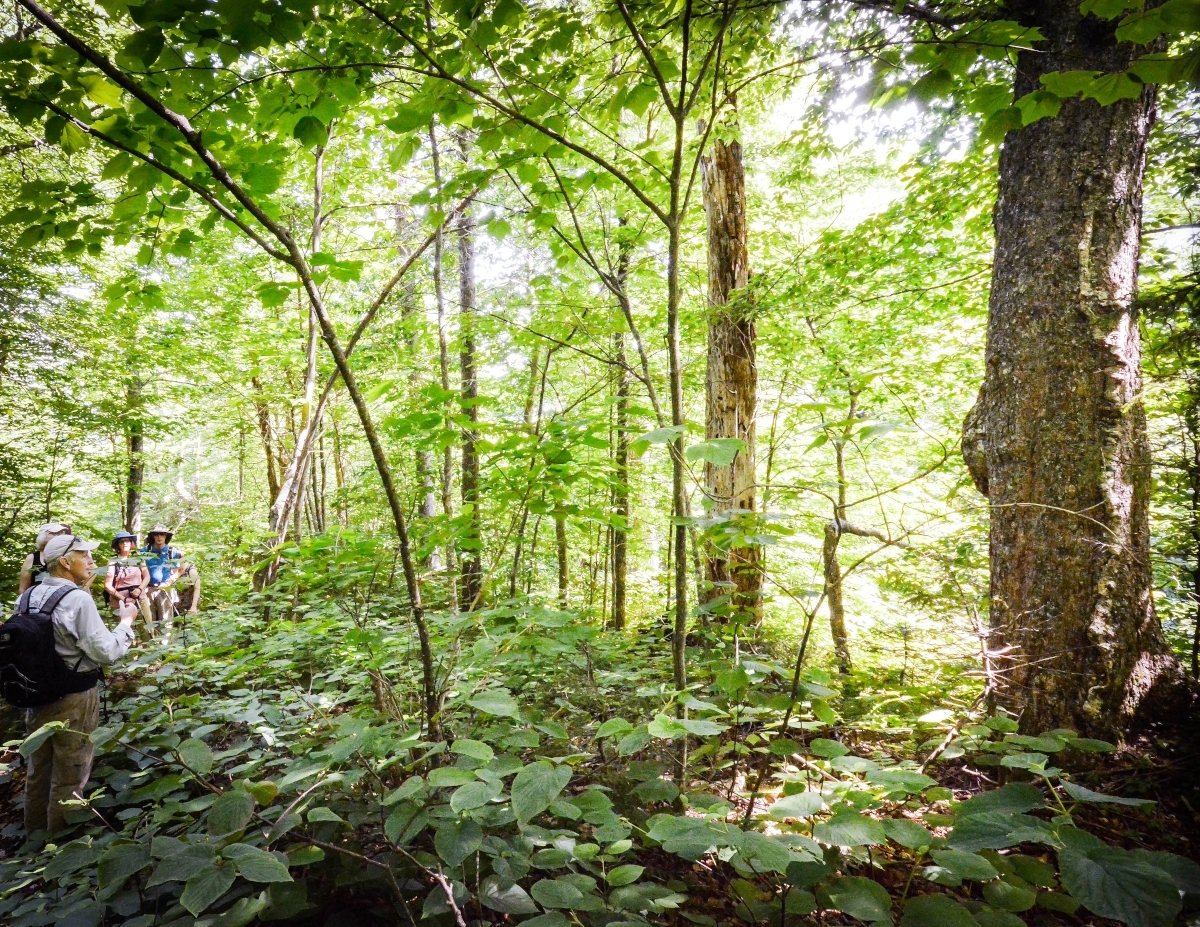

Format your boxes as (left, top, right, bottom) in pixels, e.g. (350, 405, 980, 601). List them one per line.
(962, 1, 1178, 735)
(124, 377, 145, 535)
(555, 504, 568, 608)
(613, 331, 630, 631)
(457, 153, 483, 611)
(823, 521, 851, 674)
(700, 131, 760, 623)
(252, 376, 281, 503)
(1186, 403, 1200, 679)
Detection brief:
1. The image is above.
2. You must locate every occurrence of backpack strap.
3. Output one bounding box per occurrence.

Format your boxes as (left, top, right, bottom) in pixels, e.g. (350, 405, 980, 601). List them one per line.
(35, 584, 80, 619)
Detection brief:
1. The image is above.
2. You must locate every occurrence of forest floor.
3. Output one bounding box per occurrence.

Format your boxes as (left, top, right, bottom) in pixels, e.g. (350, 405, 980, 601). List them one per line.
(0, 593, 1198, 927)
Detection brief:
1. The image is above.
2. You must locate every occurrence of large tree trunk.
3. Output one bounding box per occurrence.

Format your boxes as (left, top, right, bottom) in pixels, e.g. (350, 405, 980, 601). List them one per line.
(555, 504, 569, 608)
(457, 184, 483, 612)
(700, 134, 761, 624)
(124, 377, 144, 535)
(964, 1, 1178, 735)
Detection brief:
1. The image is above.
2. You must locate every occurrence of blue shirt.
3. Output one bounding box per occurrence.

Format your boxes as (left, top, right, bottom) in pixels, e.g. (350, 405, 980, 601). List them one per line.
(143, 545, 181, 587)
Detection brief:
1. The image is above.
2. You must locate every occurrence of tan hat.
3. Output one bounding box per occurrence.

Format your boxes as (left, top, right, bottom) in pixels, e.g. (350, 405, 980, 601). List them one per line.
(42, 535, 99, 564)
(35, 523, 71, 551)
(147, 524, 174, 543)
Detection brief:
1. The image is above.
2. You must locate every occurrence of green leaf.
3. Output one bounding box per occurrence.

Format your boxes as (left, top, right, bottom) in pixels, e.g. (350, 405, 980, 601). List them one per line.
(630, 425, 685, 455)
(972, 905, 1026, 927)
(957, 784, 1044, 817)
(451, 738, 494, 761)
(306, 806, 344, 824)
(884, 818, 933, 849)
(511, 761, 572, 823)
(20, 722, 66, 758)
(930, 849, 999, 882)
(450, 778, 503, 812)
(177, 737, 215, 775)
(531, 877, 585, 909)
(982, 876, 1037, 912)
(869, 768, 938, 793)
(181, 861, 237, 916)
(121, 29, 165, 67)
(617, 727, 652, 755)
(1069, 737, 1116, 753)
(596, 717, 633, 739)
(685, 438, 744, 466)
(820, 876, 891, 922)
(1060, 781, 1154, 809)
(467, 689, 519, 717)
(902, 893, 977, 927)
(224, 844, 292, 883)
(607, 864, 644, 887)
(479, 875, 539, 914)
(1115, 9, 1167, 44)
(98, 841, 151, 889)
(435, 819, 483, 867)
(947, 812, 1056, 852)
(733, 831, 793, 873)
(1059, 844, 1181, 927)
(78, 74, 123, 108)
(147, 844, 217, 887)
(429, 767, 478, 787)
(766, 792, 824, 821)
(1129, 850, 1200, 894)
(208, 789, 255, 836)
(813, 811, 887, 847)
(1082, 72, 1144, 105)
(808, 738, 849, 758)
(293, 115, 328, 149)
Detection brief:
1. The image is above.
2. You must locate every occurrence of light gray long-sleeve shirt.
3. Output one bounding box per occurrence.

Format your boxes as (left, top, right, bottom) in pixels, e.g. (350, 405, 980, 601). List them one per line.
(28, 576, 134, 673)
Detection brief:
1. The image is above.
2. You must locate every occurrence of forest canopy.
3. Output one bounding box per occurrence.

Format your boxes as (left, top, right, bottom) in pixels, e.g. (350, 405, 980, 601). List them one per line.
(0, 1, 1199, 927)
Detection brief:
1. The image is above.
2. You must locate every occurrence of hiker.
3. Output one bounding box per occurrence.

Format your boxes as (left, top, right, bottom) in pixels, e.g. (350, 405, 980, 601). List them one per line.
(143, 525, 200, 633)
(17, 523, 71, 594)
(103, 531, 150, 626)
(20, 534, 135, 837)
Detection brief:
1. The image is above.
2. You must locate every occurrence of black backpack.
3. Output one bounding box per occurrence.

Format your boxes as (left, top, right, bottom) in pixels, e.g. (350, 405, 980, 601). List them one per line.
(0, 586, 101, 708)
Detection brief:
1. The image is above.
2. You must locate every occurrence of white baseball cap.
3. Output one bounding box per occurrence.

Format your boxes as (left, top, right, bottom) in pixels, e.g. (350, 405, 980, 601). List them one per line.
(42, 535, 100, 564)
(35, 523, 72, 551)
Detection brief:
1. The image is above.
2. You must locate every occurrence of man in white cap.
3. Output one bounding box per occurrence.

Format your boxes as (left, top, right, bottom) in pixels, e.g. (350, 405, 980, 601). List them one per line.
(23, 534, 135, 837)
(17, 523, 72, 594)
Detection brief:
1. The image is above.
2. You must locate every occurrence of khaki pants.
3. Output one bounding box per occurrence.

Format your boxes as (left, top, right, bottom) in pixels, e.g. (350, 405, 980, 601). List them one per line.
(24, 687, 99, 836)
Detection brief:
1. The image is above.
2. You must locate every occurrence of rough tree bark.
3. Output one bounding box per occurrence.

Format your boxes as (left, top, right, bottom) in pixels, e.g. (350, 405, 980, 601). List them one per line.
(700, 133, 761, 623)
(457, 161, 483, 612)
(555, 504, 569, 608)
(963, 1, 1180, 735)
(124, 377, 144, 535)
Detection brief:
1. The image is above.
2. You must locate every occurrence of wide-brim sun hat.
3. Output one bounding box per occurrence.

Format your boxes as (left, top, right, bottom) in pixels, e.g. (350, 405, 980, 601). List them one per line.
(147, 524, 174, 544)
(111, 531, 138, 551)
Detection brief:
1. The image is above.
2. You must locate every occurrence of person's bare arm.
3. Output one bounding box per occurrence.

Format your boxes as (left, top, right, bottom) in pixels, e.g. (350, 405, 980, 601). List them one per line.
(17, 554, 33, 594)
(103, 563, 119, 599)
(138, 565, 150, 595)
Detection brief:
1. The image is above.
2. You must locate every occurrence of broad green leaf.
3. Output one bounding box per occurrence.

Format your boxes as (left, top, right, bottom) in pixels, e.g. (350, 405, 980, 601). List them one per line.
(956, 783, 1044, 817)
(947, 811, 1057, 852)
(884, 818, 933, 849)
(181, 861, 237, 916)
(596, 717, 633, 739)
(901, 893, 976, 927)
(766, 792, 824, 821)
(147, 844, 217, 887)
(208, 789, 255, 836)
(429, 767, 478, 787)
(121, 29, 165, 67)
(479, 875, 539, 914)
(607, 864, 644, 887)
(97, 841, 151, 889)
(808, 738, 849, 758)
(467, 689, 519, 717)
(20, 721, 66, 758)
(435, 819, 483, 867)
(931, 849, 998, 883)
(982, 876, 1037, 912)
(813, 812, 887, 847)
(685, 438, 744, 466)
(1058, 845, 1181, 927)
(450, 778, 503, 812)
(869, 768, 938, 793)
(511, 761, 572, 823)
(531, 877, 585, 908)
(177, 737, 214, 775)
(451, 738, 494, 761)
(820, 876, 891, 922)
(224, 844, 292, 883)
(1061, 781, 1154, 809)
